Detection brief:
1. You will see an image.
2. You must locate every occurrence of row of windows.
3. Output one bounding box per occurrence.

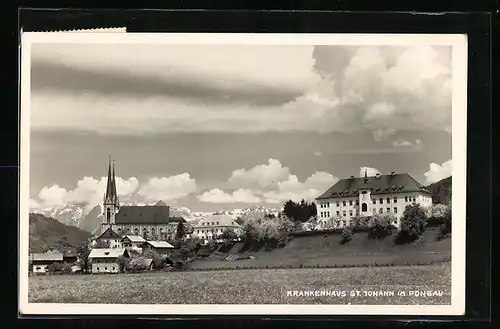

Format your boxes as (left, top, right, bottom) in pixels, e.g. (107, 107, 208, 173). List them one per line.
(95, 267, 116, 271)
(320, 206, 400, 218)
(196, 228, 228, 234)
(201, 222, 221, 226)
(320, 195, 420, 208)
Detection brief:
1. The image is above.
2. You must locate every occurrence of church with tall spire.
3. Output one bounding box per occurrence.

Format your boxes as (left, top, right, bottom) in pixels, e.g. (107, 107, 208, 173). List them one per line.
(97, 156, 186, 241)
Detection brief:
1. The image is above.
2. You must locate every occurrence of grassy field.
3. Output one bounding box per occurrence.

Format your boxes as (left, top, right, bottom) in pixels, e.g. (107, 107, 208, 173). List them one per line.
(29, 262, 451, 305)
(191, 227, 451, 270)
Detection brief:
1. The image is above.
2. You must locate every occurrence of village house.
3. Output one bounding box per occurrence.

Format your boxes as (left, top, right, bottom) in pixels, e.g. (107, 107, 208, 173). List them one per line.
(94, 227, 123, 248)
(315, 171, 433, 229)
(121, 235, 146, 250)
(192, 214, 242, 243)
(30, 251, 63, 273)
(89, 248, 130, 274)
(141, 240, 175, 256)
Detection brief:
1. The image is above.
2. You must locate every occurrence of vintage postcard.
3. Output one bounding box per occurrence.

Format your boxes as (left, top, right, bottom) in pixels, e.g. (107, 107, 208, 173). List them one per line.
(19, 32, 467, 316)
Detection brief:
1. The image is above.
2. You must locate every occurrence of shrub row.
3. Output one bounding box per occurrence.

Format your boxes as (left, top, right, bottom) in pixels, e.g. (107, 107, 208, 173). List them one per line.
(187, 257, 450, 272)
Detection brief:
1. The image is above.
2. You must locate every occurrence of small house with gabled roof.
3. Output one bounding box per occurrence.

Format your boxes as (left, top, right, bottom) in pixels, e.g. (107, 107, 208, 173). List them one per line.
(142, 240, 175, 256)
(95, 227, 123, 249)
(89, 248, 130, 274)
(30, 252, 64, 273)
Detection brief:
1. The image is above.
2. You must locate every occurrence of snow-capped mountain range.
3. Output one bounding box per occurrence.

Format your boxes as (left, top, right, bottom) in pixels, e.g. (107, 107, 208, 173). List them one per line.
(30, 202, 283, 233)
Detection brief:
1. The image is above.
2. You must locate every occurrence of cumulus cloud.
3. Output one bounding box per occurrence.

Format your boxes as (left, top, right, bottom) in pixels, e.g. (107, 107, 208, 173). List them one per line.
(392, 138, 424, 150)
(31, 174, 197, 210)
(197, 188, 262, 204)
(360, 166, 381, 177)
(228, 158, 291, 189)
(424, 159, 452, 184)
(137, 174, 197, 202)
(263, 172, 339, 204)
(30, 43, 452, 136)
(197, 159, 339, 205)
(373, 128, 396, 142)
(37, 184, 68, 208)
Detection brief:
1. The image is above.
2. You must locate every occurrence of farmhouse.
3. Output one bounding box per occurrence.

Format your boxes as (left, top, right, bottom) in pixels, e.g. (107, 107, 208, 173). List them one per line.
(192, 214, 242, 242)
(142, 240, 175, 256)
(89, 248, 130, 274)
(95, 227, 123, 248)
(122, 235, 146, 249)
(99, 157, 186, 238)
(30, 252, 63, 273)
(315, 171, 432, 228)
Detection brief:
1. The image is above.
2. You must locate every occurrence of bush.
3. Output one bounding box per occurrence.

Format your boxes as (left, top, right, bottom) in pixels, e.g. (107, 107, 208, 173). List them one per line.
(47, 262, 64, 273)
(61, 263, 72, 274)
(437, 205, 452, 240)
(340, 226, 353, 244)
(396, 203, 428, 244)
(367, 214, 394, 239)
(125, 257, 151, 273)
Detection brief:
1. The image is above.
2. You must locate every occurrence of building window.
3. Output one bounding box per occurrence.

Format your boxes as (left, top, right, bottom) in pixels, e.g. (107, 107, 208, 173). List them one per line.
(356, 200, 359, 206)
(337, 201, 339, 206)
(379, 208, 383, 214)
(394, 207, 398, 213)
(97, 267, 99, 271)
(387, 208, 390, 213)
(405, 196, 408, 202)
(394, 197, 397, 203)
(336, 211, 340, 216)
(343, 201, 346, 206)
(361, 203, 367, 212)
(343, 211, 346, 217)
(349, 200, 353, 206)
(349, 211, 353, 217)
(327, 212, 330, 217)
(342, 220, 346, 226)
(413, 197, 416, 202)
(387, 197, 390, 203)
(379, 198, 383, 204)
(113, 267, 115, 271)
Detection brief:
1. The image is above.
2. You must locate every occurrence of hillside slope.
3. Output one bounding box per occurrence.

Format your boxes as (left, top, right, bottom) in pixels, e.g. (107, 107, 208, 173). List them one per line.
(427, 176, 452, 205)
(29, 213, 91, 253)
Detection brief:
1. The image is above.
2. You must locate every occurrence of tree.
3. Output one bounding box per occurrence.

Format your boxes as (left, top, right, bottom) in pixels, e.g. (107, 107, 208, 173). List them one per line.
(340, 226, 353, 244)
(176, 221, 186, 240)
(221, 229, 238, 244)
(116, 255, 129, 273)
(47, 262, 64, 273)
(282, 199, 317, 223)
(76, 244, 91, 273)
(235, 217, 244, 225)
(438, 204, 452, 239)
(396, 203, 428, 244)
(429, 204, 449, 220)
(367, 214, 394, 239)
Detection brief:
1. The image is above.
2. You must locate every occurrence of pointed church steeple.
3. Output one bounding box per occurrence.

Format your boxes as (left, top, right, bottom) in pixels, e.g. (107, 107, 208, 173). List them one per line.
(364, 169, 368, 184)
(104, 155, 114, 202)
(111, 159, 119, 207)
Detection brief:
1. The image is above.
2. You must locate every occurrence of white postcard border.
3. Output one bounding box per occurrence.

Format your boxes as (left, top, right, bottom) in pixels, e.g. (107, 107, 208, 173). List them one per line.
(19, 32, 468, 316)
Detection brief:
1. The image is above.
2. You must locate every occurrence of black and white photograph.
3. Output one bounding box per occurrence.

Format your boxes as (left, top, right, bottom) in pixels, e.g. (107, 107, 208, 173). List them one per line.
(19, 32, 467, 315)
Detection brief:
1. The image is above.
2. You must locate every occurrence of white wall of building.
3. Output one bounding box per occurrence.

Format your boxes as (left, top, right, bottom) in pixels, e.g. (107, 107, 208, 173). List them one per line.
(32, 264, 49, 273)
(316, 192, 432, 229)
(91, 258, 120, 273)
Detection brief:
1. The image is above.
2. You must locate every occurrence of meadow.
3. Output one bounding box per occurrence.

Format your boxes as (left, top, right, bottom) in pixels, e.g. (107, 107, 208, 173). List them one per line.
(29, 262, 451, 304)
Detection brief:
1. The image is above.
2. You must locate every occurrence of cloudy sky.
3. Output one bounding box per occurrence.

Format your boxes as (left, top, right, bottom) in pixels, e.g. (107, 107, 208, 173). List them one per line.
(29, 42, 453, 212)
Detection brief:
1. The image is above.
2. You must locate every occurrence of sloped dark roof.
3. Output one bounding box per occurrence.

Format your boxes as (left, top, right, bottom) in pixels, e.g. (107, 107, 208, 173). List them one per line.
(316, 173, 431, 200)
(115, 205, 170, 224)
(96, 227, 121, 239)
